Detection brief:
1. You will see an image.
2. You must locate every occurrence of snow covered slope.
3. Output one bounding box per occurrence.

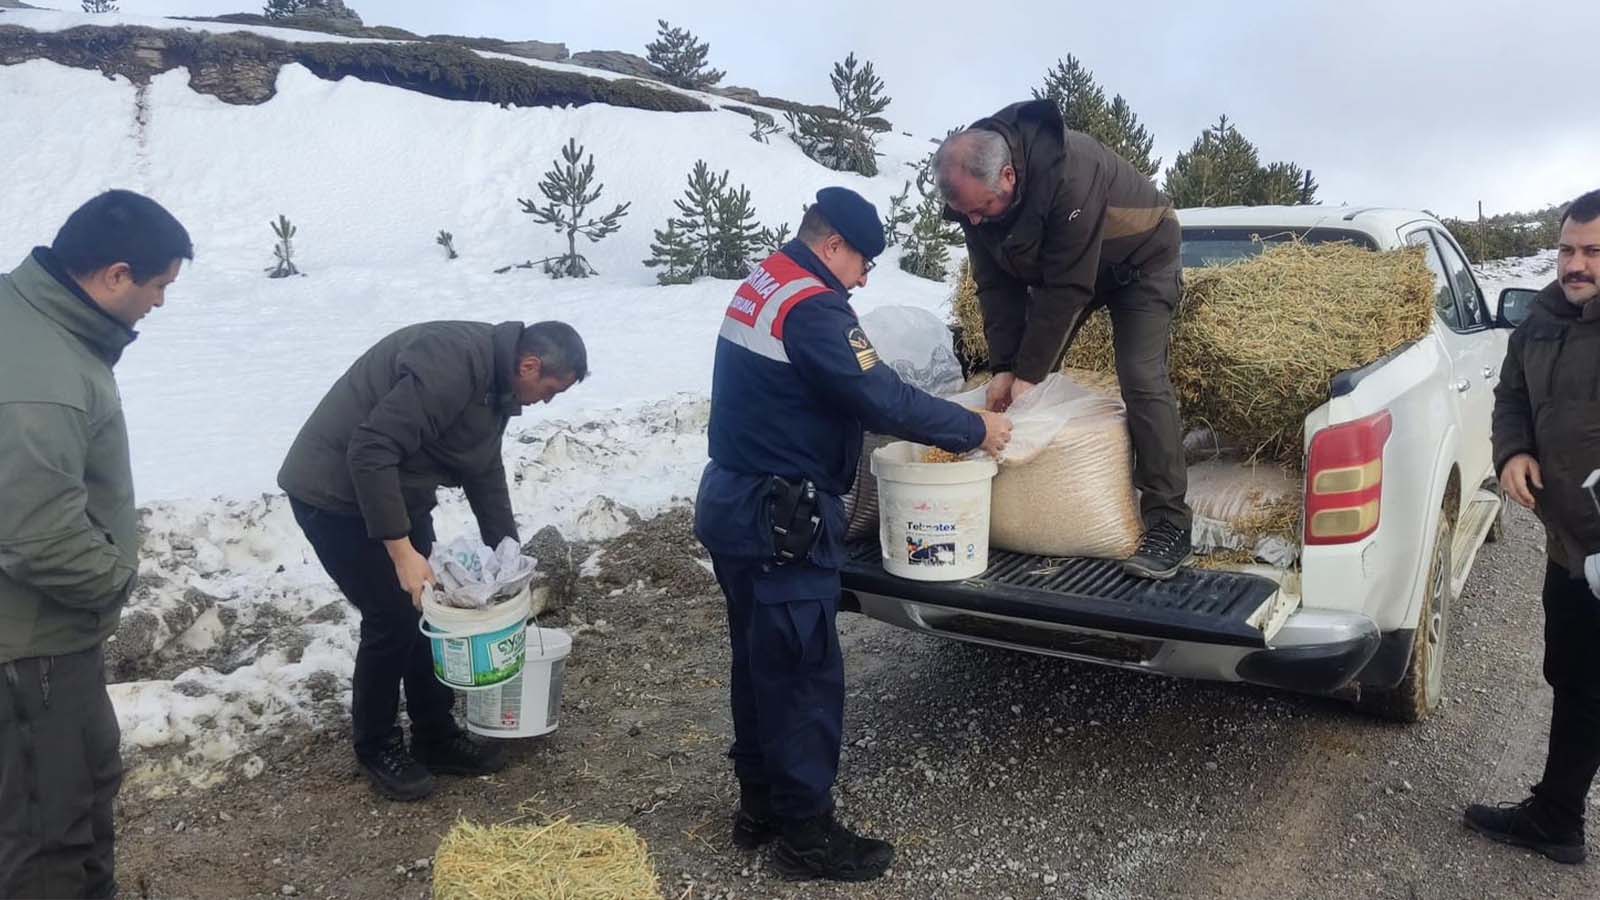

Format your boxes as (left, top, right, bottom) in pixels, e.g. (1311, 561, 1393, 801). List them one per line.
(1, 39, 950, 503)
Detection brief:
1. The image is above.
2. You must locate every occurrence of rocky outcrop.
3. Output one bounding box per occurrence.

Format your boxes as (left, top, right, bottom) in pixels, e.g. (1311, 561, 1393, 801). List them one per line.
(0, 24, 709, 112)
(570, 49, 663, 80)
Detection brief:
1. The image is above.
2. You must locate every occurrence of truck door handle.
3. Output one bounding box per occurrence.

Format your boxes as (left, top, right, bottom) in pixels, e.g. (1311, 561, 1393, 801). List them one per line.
(1455, 379, 1472, 393)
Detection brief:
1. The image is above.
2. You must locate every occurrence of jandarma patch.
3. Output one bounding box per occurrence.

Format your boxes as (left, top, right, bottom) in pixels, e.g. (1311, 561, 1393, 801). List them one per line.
(846, 326, 879, 370)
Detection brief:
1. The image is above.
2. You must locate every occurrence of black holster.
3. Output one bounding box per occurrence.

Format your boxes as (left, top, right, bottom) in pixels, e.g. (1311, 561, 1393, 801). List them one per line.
(767, 476, 822, 565)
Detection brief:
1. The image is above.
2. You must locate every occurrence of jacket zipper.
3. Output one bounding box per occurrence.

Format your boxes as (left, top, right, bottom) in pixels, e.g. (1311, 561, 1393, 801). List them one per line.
(40, 656, 52, 710)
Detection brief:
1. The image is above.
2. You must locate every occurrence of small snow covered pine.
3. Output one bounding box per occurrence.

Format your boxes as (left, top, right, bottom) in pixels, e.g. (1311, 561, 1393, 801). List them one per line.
(645, 20, 725, 91)
(436, 230, 458, 260)
(883, 181, 915, 248)
(82, 1, 119, 12)
(644, 160, 767, 284)
(266, 215, 301, 279)
(899, 194, 951, 281)
(758, 222, 791, 256)
(517, 138, 630, 279)
(788, 53, 890, 177)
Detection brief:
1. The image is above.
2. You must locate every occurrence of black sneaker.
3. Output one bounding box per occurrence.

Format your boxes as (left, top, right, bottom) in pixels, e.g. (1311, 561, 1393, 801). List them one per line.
(357, 735, 435, 802)
(731, 782, 778, 850)
(1464, 797, 1586, 864)
(1122, 521, 1194, 581)
(412, 733, 507, 777)
(771, 812, 894, 883)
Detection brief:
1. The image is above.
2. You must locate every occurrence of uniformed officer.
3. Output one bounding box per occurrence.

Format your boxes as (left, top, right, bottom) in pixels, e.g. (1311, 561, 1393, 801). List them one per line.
(694, 187, 1012, 882)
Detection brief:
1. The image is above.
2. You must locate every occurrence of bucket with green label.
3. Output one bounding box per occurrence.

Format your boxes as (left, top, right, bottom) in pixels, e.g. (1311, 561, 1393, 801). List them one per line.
(419, 587, 531, 690)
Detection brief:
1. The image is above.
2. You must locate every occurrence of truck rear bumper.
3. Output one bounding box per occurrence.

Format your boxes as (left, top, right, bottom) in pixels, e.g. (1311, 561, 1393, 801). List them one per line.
(845, 588, 1380, 694)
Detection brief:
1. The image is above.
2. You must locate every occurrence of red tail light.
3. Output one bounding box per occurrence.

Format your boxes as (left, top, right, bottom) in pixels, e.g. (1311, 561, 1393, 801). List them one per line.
(1305, 410, 1393, 545)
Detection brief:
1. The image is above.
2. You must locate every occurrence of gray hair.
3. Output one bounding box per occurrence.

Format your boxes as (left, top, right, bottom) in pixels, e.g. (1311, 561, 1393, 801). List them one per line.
(518, 320, 588, 382)
(932, 129, 1011, 202)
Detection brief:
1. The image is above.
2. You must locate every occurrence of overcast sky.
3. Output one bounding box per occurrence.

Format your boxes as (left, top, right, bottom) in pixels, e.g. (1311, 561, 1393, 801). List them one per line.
(117, 0, 1598, 219)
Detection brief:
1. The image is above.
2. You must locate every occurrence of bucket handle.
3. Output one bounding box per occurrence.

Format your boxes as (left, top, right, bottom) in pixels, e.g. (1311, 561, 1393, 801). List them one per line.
(417, 618, 500, 641)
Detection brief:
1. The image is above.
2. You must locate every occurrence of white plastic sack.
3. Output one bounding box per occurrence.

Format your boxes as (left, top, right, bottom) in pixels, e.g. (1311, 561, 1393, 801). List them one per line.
(843, 308, 966, 538)
(858, 306, 964, 396)
(947, 373, 1143, 559)
(428, 536, 538, 610)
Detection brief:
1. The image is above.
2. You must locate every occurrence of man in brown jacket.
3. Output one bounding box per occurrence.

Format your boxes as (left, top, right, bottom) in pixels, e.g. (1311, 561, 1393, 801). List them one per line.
(278, 320, 586, 800)
(934, 99, 1189, 579)
(1465, 188, 1600, 864)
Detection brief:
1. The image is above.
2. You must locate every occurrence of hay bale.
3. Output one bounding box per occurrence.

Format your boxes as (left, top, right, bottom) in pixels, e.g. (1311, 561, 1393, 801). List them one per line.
(433, 818, 662, 900)
(951, 241, 1436, 461)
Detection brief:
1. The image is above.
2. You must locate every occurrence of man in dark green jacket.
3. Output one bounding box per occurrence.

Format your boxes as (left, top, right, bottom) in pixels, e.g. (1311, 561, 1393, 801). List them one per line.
(278, 319, 586, 800)
(0, 190, 192, 899)
(934, 99, 1191, 580)
(1466, 189, 1600, 864)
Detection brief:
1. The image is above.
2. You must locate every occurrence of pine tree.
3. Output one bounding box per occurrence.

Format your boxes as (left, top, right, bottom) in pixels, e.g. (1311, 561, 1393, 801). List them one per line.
(436, 230, 458, 260)
(1033, 56, 1159, 177)
(517, 138, 630, 279)
(883, 181, 915, 248)
(789, 53, 890, 177)
(266, 215, 300, 278)
(645, 221, 699, 285)
(645, 20, 725, 90)
(758, 222, 792, 255)
(899, 194, 951, 281)
(713, 183, 765, 277)
(1162, 116, 1317, 208)
(82, 0, 119, 12)
(644, 161, 768, 284)
(263, 0, 307, 19)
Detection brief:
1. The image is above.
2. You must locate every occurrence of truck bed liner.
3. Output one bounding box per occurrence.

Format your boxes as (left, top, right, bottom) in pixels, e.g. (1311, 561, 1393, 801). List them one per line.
(841, 540, 1280, 647)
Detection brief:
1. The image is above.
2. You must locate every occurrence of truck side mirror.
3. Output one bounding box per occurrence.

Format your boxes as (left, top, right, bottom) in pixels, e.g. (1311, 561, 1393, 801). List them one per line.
(1497, 288, 1538, 329)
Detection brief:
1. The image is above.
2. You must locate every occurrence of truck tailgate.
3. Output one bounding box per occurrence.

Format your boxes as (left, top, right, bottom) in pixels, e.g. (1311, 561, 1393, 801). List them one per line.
(841, 540, 1280, 648)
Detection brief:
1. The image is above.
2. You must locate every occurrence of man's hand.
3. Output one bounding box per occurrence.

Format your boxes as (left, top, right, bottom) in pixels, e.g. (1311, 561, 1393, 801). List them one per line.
(979, 411, 1014, 459)
(1500, 453, 1543, 510)
(985, 373, 1016, 413)
(386, 538, 435, 610)
(1009, 377, 1037, 406)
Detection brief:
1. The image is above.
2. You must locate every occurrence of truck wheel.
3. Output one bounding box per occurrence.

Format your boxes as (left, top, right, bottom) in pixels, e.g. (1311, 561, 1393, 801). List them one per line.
(1358, 513, 1453, 722)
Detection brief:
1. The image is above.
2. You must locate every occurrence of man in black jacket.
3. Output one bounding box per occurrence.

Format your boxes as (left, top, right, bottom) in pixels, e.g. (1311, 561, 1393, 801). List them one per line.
(278, 320, 586, 800)
(934, 99, 1191, 580)
(1465, 189, 1600, 863)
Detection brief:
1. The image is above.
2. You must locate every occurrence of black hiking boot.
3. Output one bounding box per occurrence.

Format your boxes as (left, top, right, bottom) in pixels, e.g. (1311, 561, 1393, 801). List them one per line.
(771, 812, 894, 882)
(412, 732, 507, 777)
(731, 782, 778, 850)
(1464, 797, 1586, 864)
(1122, 521, 1194, 581)
(357, 735, 435, 802)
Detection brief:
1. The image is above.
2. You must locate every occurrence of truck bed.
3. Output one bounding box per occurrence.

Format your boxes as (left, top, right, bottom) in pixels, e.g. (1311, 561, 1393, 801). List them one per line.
(840, 539, 1281, 648)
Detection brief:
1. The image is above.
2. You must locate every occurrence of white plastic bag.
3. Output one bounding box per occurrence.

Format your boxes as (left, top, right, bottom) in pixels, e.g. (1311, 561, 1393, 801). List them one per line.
(859, 306, 964, 396)
(429, 536, 538, 610)
(844, 308, 967, 538)
(943, 372, 1118, 464)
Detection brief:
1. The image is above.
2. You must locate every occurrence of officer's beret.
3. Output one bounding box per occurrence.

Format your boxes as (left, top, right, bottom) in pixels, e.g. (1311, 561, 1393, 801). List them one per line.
(814, 187, 886, 260)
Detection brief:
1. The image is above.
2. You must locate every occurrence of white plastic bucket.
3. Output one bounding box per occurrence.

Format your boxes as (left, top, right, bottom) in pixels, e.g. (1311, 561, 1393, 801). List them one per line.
(465, 625, 572, 738)
(871, 442, 999, 581)
(419, 588, 532, 691)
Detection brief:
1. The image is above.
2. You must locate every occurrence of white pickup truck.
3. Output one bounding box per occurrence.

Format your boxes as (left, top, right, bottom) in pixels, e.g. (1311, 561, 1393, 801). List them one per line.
(843, 205, 1533, 721)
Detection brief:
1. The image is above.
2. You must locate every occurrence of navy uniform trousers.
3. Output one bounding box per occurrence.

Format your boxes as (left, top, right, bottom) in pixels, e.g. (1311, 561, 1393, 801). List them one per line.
(711, 557, 844, 820)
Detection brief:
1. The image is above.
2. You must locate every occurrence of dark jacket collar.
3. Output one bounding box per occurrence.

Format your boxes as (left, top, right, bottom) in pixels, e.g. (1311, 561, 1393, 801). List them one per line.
(1536, 279, 1600, 323)
(780, 239, 851, 298)
(14, 248, 138, 365)
(488, 320, 525, 417)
